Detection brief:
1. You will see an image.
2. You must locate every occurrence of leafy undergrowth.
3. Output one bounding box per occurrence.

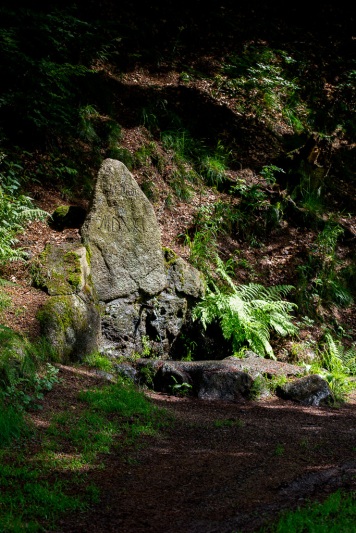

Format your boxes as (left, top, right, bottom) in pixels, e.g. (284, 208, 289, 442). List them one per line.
(0, 371, 169, 532)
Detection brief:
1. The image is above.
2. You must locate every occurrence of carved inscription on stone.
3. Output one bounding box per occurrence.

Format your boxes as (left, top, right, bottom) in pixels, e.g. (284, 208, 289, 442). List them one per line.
(103, 177, 138, 198)
(133, 216, 145, 233)
(97, 213, 148, 234)
(119, 176, 138, 198)
(98, 215, 121, 233)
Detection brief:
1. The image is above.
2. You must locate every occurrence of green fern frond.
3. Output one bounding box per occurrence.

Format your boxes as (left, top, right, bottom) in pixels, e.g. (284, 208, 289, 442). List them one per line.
(0, 184, 48, 264)
(322, 334, 356, 376)
(193, 259, 298, 359)
(342, 347, 356, 376)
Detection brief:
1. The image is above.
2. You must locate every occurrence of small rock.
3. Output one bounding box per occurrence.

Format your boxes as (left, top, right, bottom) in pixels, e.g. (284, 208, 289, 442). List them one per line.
(95, 370, 116, 382)
(276, 375, 333, 406)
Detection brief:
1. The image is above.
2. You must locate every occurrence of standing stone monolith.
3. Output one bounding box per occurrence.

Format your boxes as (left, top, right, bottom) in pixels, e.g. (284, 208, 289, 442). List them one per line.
(81, 159, 167, 301)
(81, 159, 204, 358)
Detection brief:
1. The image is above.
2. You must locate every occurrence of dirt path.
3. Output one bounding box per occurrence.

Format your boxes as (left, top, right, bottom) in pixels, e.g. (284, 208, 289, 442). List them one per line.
(57, 386, 356, 533)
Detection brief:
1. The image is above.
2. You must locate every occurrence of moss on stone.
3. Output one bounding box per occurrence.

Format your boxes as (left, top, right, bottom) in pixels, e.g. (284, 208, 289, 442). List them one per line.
(54, 205, 70, 218)
(37, 296, 74, 332)
(49, 205, 86, 230)
(64, 251, 82, 290)
(84, 243, 92, 266)
(32, 245, 84, 295)
(37, 294, 93, 362)
(163, 247, 178, 269)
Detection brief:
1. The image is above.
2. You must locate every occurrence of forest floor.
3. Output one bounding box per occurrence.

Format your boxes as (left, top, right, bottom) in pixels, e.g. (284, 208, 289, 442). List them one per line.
(1, 9, 355, 529)
(26, 364, 356, 533)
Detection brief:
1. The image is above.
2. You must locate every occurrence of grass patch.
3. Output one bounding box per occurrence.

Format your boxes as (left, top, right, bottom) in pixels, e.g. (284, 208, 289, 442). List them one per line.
(213, 418, 244, 429)
(0, 401, 30, 446)
(261, 490, 356, 532)
(0, 377, 168, 531)
(0, 452, 86, 532)
(82, 351, 114, 372)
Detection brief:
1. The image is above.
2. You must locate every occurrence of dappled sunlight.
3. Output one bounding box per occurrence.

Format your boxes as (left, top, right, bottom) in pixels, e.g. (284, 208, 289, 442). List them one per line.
(32, 451, 94, 473)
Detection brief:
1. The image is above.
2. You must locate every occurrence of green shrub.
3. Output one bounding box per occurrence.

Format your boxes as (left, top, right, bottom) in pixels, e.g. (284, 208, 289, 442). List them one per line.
(0, 327, 60, 411)
(296, 223, 353, 313)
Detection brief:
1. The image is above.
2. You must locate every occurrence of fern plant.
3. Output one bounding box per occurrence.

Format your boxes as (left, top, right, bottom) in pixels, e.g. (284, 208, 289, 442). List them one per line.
(0, 188, 48, 263)
(0, 155, 48, 264)
(307, 334, 356, 404)
(193, 258, 298, 359)
(321, 334, 356, 376)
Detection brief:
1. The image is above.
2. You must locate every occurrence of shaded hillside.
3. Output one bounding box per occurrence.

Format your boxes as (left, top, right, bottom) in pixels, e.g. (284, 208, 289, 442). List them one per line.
(0, 1, 355, 350)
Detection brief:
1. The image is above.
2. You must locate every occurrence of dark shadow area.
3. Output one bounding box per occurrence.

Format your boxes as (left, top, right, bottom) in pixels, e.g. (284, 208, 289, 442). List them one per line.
(98, 77, 284, 168)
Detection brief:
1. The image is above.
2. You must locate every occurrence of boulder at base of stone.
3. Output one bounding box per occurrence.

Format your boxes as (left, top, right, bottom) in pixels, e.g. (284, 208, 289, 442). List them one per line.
(37, 294, 100, 361)
(138, 359, 253, 401)
(276, 374, 333, 406)
(197, 370, 252, 401)
(224, 351, 303, 378)
(35, 242, 100, 361)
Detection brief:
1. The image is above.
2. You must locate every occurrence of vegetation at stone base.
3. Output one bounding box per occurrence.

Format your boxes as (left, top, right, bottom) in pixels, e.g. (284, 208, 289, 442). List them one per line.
(193, 257, 298, 359)
(0, 332, 167, 531)
(248, 374, 289, 401)
(306, 333, 356, 405)
(169, 375, 193, 396)
(260, 489, 356, 533)
(82, 351, 114, 372)
(0, 326, 62, 414)
(245, 332, 356, 404)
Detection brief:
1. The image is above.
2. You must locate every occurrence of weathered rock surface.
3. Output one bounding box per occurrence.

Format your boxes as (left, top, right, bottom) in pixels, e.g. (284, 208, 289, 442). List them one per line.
(32, 243, 90, 296)
(101, 289, 189, 358)
(134, 354, 307, 402)
(141, 359, 254, 400)
(38, 293, 100, 361)
(276, 374, 333, 406)
(35, 242, 100, 361)
(167, 255, 205, 298)
(197, 371, 252, 401)
(224, 351, 303, 378)
(81, 159, 167, 301)
(81, 159, 204, 358)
